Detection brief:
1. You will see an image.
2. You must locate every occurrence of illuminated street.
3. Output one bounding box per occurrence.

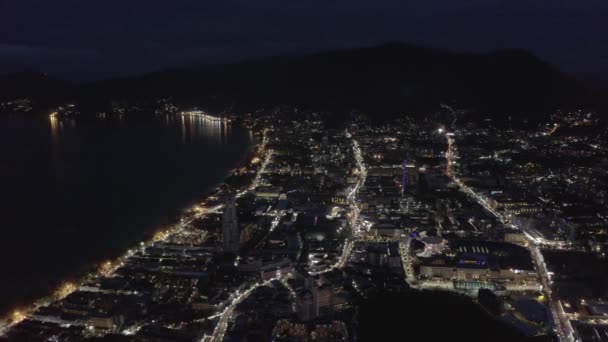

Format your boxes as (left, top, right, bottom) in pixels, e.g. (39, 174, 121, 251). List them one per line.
(3, 110, 607, 342)
(448, 132, 578, 342)
(2, 3, 607, 340)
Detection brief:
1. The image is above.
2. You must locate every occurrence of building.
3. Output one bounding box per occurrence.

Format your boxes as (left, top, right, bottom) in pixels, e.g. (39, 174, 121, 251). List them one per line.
(403, 162, 419, 193)
(222, 194, 240, 253)
(487, 195, 541, 216)
(255, 186, 282, 199)
(503, 231, 527, 246)
(313, 284, 334, 317)
(417, 236, 446, 257)
(273, 319, 348, 341)
(260, 259, 293, 280)
(88, 314, 123, 332)
(418, 240, 538, 284)
(240, 223, 256, 244)
(297, 291, 316, 321)
(370, 222, 403, 238)
(296, 276, 336, 321)
(453, 280, 507, 297)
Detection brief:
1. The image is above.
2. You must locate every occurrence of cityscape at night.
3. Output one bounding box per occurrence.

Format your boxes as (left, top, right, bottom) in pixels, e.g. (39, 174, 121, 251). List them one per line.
(1, 1, 608, 342)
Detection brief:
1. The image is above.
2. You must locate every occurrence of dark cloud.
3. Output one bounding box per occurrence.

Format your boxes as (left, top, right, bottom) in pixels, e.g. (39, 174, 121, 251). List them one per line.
(0, 0, 606, 80)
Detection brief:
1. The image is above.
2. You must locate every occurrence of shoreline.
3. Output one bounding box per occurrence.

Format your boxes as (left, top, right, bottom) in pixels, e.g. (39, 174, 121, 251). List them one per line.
(0, 123, 266, 334)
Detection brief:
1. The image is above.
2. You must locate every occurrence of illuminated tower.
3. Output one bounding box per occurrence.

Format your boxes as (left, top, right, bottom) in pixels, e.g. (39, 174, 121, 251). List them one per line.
(222, 194, 239, 253)
(402, 160, 418, 194)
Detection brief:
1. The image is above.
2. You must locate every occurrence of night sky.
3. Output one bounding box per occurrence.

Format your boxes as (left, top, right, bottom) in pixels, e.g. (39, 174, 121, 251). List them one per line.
(1, 0, 606, 80)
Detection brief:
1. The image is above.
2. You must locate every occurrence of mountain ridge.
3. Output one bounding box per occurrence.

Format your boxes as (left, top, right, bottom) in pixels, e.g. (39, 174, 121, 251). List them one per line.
(0, 43, 600, 121)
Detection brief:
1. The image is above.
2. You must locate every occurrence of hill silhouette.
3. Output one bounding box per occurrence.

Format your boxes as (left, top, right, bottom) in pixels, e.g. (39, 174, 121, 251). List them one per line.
(0, 72, 72, 102)
(1, 43, 597, 121)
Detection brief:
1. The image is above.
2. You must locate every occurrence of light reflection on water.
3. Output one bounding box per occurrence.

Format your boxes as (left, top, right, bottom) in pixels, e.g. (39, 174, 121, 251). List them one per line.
(1, 113, 252, 317)
(49, 115, 60, 144)
(178, 113, 231, 144)
(49, 116, 77, 144)
(50, 113, 233, 145)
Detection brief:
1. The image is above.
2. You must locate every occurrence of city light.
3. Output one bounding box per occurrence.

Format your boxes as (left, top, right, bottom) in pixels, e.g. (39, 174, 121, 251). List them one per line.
(3, 107, 600, 342)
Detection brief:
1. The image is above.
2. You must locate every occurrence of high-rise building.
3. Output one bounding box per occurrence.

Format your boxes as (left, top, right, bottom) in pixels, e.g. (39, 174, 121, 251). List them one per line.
(297, 291, 316, 321)
(313, 284, 334, 317)
(298, 276, 335, 321)
(402, 161, 418, 194)
(222, 194, 239, 253)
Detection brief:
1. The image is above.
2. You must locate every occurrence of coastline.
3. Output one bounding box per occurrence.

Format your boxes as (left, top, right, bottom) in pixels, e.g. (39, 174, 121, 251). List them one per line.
(0, 123, 266, 334)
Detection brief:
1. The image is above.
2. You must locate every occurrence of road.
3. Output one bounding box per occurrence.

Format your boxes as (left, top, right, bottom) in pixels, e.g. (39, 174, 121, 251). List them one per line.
(446, 132, 578, 342)
(309, 132, 366, 276)
(238, 128, 271, 197)
(0, 128, 275, 338)
(254, 210, 285, 249)
(204, 277, 286, 342)
(203, 130, 284, 342)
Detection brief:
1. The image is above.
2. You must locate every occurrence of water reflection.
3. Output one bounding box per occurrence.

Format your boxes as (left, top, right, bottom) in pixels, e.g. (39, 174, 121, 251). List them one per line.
(49, 115, 60, 144)
(49, 113, 233, 145)
(3, 113, 251, 319)
(179, 113, 231, 144)
(181, 114, 186, 144)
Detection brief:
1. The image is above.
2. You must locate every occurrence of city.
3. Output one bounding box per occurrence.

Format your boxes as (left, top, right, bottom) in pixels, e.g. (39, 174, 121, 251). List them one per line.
(2, 3, 608, 340)
(1, 106, 607, 341)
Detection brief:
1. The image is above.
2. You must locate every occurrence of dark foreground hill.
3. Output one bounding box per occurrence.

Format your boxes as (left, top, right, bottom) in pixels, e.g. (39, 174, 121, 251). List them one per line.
(358, 290, 552, 342)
